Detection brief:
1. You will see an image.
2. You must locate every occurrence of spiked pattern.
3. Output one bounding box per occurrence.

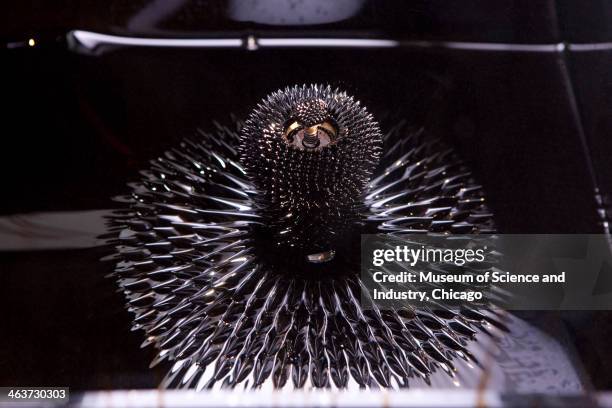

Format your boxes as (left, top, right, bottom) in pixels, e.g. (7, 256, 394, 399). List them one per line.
(107, 86, 502, 390)
(240, 85, 382, 256)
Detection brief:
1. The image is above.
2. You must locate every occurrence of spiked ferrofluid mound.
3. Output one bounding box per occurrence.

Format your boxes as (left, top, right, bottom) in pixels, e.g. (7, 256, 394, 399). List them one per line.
(108, 85, 503, 390)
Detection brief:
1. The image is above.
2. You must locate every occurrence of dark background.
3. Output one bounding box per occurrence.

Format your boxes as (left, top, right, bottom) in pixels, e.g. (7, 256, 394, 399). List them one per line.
(1, 0, 612, 390)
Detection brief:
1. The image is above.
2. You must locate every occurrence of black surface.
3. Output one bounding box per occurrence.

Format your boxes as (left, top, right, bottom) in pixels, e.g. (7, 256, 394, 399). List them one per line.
(0, 247, 165, 389)
(567, 49, 612, 219)
(558, 0, 612, 43)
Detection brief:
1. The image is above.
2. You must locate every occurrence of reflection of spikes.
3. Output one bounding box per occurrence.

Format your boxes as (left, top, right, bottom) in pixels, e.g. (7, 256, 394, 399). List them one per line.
(109, 100, 503, 389)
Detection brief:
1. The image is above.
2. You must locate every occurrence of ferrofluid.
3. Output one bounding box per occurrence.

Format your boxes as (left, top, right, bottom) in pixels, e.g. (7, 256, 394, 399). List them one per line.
(107, 84, 503, 390)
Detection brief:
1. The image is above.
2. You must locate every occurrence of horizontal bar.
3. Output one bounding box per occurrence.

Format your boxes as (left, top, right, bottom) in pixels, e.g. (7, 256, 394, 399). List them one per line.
(67, 30, 612, 54)
(408, 41, 564, 52)
(69, 31, 243, 50)
(28, 30, 612, 53)
(257, 38, 399, 48)
(68, 30, 569, 54)
(567, 42, 612, 52)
